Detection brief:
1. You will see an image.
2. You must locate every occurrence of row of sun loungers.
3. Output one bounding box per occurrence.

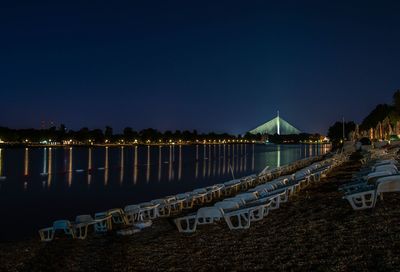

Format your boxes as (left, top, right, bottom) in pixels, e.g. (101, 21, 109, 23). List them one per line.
(341, 147, 400, 210)
(38, 153, 346, 241)
(173, 153, 349, 233)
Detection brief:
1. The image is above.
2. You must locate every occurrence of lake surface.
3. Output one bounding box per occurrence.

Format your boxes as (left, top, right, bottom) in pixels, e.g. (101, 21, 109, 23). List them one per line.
(0, 144, 330, 240)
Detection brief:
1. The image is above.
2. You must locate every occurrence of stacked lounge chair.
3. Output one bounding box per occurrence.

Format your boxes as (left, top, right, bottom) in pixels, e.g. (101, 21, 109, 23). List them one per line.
(173, 154, 346, 233)
(341, 147, 400, 210)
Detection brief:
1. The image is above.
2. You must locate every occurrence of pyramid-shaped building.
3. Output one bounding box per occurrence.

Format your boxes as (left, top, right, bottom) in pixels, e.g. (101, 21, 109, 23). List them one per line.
(249, 112, 301, 135)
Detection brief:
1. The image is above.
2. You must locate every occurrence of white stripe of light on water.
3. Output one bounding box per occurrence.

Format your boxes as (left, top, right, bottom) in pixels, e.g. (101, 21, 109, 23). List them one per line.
(0, 148, 2, 177)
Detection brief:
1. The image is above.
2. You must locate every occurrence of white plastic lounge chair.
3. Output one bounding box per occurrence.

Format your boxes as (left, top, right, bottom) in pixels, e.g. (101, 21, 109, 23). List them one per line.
(340, 170, 394, 194)
(223, 179, 242, 196)
(74, 214, 102, 239)
(108, 208, 129, 225)
(172, 198, 186, 213)
(189, 190, 207, 205)
(205, 184, 224, 200)
(94, 210, 115, 232)
(344, 175, 400, 210)
(39, 220, 76, 242)
(138, 202, 159, 220)
(192, 188, 213, 203)
(174, 214, 197, 233)
(151, 199, 171, 217)
(223, 203, 271, 230)
(175, 193, 195, 209)
(174, 201, 240, 233)
(124, 205, 141, 224)
(196, 207, 224, 225)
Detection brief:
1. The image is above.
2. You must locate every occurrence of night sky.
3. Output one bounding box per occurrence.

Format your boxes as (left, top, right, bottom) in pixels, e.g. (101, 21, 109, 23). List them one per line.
(1, 1, 400, 135)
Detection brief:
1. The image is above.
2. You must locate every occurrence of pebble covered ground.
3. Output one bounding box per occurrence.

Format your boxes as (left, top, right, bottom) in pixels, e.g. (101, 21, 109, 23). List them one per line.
(1, 153, 400, 271)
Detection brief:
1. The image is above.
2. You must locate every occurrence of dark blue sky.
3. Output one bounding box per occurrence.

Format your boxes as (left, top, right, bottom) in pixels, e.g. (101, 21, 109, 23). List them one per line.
(1, 1, 400, 134)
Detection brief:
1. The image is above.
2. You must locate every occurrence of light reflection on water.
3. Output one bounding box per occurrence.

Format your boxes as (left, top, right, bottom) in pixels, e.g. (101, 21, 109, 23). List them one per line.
(10, 144, 332, 189)
(0, 143, 330, 240)
(0, 148, 3, 177)
(133, 146, 138, 184)
(104, 146, 109, 185)
(68, 147, 72, 187)
(88, 148, 92, 185)
(120, 147, 124, 184)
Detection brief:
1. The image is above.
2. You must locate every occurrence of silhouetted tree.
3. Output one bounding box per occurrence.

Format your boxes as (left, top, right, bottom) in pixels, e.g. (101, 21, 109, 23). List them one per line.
(393, 89, 400, 114)
(360, 104, 393, 130)
(328, 121, 356, 147)
(89, 129, 104, 143)
(104, 126, 113, 140)
(123, 127, 138, 141)
(140, 128, 159, 142)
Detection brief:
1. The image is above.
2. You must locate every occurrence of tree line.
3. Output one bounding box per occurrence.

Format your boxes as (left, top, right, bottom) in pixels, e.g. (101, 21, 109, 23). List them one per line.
(328, 89, 400, 146)
(0, 125, 262, 144)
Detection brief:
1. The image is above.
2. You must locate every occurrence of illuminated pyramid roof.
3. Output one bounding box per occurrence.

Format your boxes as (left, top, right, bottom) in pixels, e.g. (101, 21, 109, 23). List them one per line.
(249, 112, 301, 135)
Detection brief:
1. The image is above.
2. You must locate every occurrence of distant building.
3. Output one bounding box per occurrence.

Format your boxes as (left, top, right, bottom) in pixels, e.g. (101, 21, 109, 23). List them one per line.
(249, 111, 301, 135)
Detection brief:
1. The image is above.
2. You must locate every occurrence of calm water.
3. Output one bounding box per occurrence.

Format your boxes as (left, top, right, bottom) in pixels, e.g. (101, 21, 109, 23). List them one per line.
(0, 144, 330, 240)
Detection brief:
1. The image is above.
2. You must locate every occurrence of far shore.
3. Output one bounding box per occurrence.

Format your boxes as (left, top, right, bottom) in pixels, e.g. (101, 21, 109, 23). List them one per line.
(0, 142, 330, 148)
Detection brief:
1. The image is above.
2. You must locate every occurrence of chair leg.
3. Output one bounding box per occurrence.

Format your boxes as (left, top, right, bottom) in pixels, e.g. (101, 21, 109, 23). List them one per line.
(64, 227, 76, 239)
(174, 216, 197, 233)
(224, 211, 251, 230)
(249, 206, 264, 222)
(39, 228, 54, 242)
(346, 190, 376, 210)
(75, 225, 89, 240)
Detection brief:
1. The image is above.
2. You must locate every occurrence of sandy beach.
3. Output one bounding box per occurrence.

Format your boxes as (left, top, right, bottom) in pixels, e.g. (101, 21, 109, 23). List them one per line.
(1, 151, 399, 271)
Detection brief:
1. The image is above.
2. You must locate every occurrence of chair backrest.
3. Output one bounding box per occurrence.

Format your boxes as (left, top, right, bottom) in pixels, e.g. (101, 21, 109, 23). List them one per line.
(214, 201, 240, 211)
(95, 211, 107, 219)
(223, 197, 245, 206)
(124, 205, 140, 213)
(108, 208, 124, 216)
(196, 207, 223, 219)
(241, 174, 256, 182)
(375, 160, 396, 167)
(224, 179, 240, 186)
(151, 199, 166, 205)
(75, 214, 93, 224)
(366, 170, 394, 181)
(175, 193, 189, 200)
(375, 163, 397, 172)
(139, 202, 154, 208)
(53, 220, 72, 230)
(236, 192, 258, 202)
(164, 196, 176, 203)
(377, 175, 400, 194)
(192, 188, 206, 194)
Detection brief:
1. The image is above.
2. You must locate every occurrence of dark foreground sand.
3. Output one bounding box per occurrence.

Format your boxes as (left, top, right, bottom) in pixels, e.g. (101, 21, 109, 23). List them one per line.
(1, 153, 400, 271)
